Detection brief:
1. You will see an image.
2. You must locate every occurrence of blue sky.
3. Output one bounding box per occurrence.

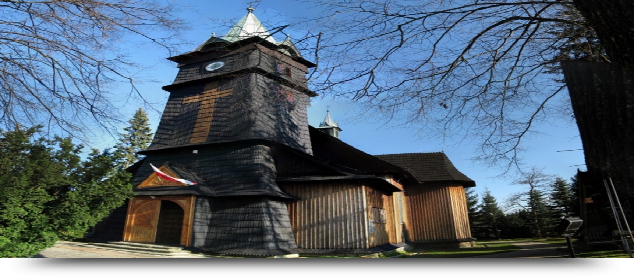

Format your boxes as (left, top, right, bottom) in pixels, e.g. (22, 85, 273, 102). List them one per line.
(100, 0, 587, 209)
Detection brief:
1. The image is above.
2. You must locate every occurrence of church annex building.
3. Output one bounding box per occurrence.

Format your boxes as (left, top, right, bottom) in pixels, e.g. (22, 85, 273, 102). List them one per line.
(93, 9, 476, 256)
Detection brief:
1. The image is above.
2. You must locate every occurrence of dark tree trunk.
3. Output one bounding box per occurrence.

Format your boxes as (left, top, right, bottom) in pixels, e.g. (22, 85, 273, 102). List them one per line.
(561, 1, 634, 198)
(561, 61, 634, 197)
(572, 0, 634, 65)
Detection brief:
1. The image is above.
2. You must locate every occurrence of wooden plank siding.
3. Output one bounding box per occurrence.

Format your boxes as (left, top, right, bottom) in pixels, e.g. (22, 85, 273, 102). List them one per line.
(384, 176, 405, 244)
(448, 186, 472, 240)
(364, 186, 390, 247)
(391, 191, 405, 243)
(405, 184, 459, 242)
(282, 183, 369, 249)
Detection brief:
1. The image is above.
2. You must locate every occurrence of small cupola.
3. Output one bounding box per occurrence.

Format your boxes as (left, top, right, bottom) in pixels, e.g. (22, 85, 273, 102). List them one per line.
(317, 110, 342, 139)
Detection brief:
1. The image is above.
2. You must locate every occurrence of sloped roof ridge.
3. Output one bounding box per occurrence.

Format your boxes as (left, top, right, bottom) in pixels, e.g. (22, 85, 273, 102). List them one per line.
(375, 151, 444, 156)
(374, 152, 475, 186)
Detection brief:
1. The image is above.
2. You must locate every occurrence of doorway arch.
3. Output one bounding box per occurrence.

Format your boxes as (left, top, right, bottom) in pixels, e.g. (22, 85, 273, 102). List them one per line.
(155, 200, 184, 244)
(123, 196, 195, 247)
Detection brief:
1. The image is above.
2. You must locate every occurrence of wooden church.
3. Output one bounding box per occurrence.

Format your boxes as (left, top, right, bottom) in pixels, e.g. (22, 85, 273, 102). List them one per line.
(92, 8, 476, 256)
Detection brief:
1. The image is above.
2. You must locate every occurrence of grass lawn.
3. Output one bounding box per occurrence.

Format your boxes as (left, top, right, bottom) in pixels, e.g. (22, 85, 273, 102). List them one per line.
(395, 238, 633, 258)
(215, 238, 634, 258)
(397, 241, 521, 258)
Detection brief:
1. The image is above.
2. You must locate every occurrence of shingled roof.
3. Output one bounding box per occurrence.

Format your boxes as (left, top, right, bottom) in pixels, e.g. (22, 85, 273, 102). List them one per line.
(309, 126, 415, 182)
(375, 153, 475, 187)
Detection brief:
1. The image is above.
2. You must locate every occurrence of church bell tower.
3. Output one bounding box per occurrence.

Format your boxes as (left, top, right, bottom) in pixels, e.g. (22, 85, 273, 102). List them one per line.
(149, 7, 316, 154)
(114, 8, 317, 255)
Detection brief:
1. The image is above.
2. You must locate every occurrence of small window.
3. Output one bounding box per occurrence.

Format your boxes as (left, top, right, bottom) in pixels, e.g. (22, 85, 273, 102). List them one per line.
(371, 207, 386, 224)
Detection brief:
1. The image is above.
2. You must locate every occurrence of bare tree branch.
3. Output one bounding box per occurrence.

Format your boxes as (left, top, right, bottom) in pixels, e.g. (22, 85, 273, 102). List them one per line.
(0, 0, 183, 140)
(288, 0, 594, 171)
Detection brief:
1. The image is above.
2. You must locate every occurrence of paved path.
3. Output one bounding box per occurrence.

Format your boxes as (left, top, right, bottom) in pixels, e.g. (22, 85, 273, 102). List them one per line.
(474, 241, 572, 258)
(34, 241, 177, 258)
(35, 240, 573, 258)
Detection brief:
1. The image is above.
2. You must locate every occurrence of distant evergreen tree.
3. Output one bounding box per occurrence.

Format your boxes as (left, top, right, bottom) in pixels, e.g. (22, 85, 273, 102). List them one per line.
(114, 108, 153, 168)
(507, 167, 564, 238)
(0, 126, 133, 258)
(550, 177, 577, 216)
(527, 189, 553, 238)
(569, 173, 582, 216)
(501, 211, 531, 239)
(478, 189, 505, 239)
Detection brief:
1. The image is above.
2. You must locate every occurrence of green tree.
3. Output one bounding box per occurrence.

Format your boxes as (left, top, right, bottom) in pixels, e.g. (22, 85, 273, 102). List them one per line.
(0, 126, 133, 258)
(114, 108, 154, 168)
(569, 172, 582, 216)
(527, 188, 554, 238)
(478, 189, 505, 239)
(550, 177, 576, 216)
(501, 211, 531, 239)
(508, 167, 555, 238)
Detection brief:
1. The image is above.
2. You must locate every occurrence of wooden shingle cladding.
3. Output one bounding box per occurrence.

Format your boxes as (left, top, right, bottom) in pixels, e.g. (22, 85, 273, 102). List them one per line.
(191, 196, 297, 256)
(134, 142, 292, 197)
(404, 183, 472, 242)
(375, 153, 476, 187)
(116, 141, 299, 255)
(168, 37, 316, 71)
(167, 43, 314, 96)
(90, 201, 129, 242)
(150, 73, 313, 154)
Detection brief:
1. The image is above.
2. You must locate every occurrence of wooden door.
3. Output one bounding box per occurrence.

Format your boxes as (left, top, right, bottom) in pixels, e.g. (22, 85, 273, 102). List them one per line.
(126, 199, 161, 242)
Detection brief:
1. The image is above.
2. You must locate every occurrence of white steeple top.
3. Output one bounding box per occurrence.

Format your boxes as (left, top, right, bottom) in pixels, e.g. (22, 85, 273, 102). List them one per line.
(223, 7, 276, 43)
(319, 111, 338, 128)
(317, 110, 342, 138)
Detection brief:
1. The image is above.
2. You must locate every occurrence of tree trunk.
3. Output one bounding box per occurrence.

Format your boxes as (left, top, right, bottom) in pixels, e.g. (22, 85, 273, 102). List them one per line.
(572, 0, 634, 65)
(561, 61, 634, 197)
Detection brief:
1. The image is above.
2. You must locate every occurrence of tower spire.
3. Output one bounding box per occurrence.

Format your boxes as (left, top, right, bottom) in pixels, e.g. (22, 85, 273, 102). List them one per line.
(223, 5, 275, 43)
(317, 110, 342, 139)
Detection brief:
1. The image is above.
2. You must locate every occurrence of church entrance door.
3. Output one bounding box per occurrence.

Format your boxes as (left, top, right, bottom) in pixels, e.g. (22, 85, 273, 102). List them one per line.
(123, 196, 195, 247)
(155, 201, 184, 244)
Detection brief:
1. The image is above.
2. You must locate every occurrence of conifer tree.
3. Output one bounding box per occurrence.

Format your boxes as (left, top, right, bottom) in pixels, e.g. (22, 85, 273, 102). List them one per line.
(507, 167, 559, 237)
(0, 126, 133, 258)
(550, 177, 576, 216)
(479, 189, 505, 239)
(115, 108, 153, 168)
(527, 189, 553, 238)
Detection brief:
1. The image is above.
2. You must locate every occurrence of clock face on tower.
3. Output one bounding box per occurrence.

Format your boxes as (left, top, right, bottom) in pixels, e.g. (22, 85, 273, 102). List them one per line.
(204, 61, 225, 72)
